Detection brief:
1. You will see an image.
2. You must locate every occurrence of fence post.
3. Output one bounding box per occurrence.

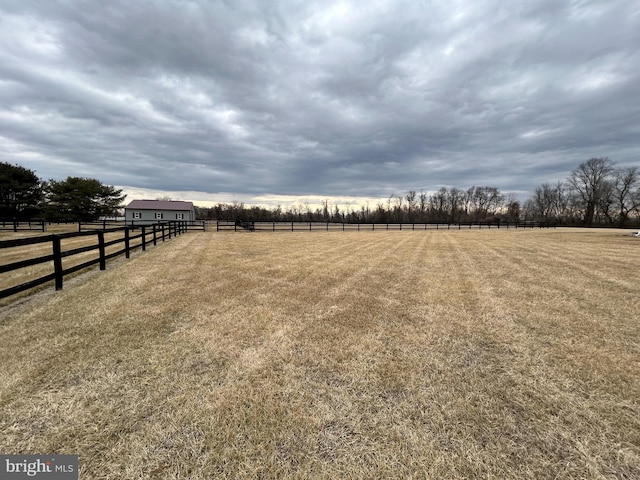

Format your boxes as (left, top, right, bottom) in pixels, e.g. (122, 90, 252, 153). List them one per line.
(52, 235, 63, 290)
(125, 227, 130, 258)
(98, 231, 106, 270)
(153, 224, 157, 246)
(141, 226, 146, 251)
(161, 224, 165, 241)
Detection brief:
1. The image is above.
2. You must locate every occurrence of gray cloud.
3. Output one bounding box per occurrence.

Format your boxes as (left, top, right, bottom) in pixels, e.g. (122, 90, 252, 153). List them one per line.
(1, 0, 639, 205)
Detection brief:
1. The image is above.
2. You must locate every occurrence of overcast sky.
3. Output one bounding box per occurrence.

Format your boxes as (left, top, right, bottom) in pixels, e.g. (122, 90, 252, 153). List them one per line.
(1, 0, 639, 208)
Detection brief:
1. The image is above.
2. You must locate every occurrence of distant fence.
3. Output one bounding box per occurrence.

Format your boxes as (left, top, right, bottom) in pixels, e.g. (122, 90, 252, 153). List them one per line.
(0, 219, 47, 232)
(0, 219, 207, 233)
(0, 221, 194, 299)
(78, 219, 207, 232)
(216, 221, 555, 232)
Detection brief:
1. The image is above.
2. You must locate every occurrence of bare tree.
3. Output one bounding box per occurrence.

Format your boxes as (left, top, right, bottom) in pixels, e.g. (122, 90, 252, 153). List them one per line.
(532, 182, 570, 222)
(322, 199, 330, 220)
(405, 190, 416, 221)
(501, 193, 521, 223)
(465, 186, 503, 221)
(567, 157, 615, 226)
(429, 188, 447, 222)
(448, 188, 464, 223)
(419, 191, 427, 221)
(612, 166, 640, 227)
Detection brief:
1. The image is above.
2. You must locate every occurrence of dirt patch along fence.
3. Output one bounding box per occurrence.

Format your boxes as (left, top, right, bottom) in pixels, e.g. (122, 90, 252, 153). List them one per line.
(216, 220, 555, 232)
(0, 221, 193, 299)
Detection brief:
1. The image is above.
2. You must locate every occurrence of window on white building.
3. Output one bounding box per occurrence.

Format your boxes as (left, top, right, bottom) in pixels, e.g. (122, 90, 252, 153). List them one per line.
(176, 213, 184, 219)
(133, 212, 141, 219)
(155, 212, 164, 219)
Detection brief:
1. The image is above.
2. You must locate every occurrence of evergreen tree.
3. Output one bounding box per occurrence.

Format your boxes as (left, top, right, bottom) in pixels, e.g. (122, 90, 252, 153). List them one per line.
(44, 177, 125, 221)
(0, 162, 43, 218)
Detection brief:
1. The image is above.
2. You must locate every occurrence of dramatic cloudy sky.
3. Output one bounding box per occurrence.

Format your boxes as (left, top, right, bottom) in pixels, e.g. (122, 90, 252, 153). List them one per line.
(1, 0, 639, 208)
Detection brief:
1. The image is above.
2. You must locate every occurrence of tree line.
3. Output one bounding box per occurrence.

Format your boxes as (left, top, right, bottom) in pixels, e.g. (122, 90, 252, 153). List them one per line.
(523, 158, 640, 227)
(196, 186, 522, 225)
(2, 157, 638, 227)
(0, 162, 125, 221)
(196, 158, 639, 227)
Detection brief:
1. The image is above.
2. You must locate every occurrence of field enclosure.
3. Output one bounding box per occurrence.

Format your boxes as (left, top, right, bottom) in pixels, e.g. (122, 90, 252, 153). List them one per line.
(0, 229, 638, 479)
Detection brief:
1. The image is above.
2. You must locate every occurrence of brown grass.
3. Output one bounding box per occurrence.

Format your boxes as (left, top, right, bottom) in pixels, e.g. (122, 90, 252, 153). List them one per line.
(0, 228, 638, 479)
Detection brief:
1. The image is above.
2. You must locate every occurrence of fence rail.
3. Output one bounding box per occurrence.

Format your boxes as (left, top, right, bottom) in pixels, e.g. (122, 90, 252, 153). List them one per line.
(0, 219, 208, 233)
(216, 221, 555, 232)
(0, 221, 194, 299)
(0, 219, 47, 232)
(78, 219, 207, 232)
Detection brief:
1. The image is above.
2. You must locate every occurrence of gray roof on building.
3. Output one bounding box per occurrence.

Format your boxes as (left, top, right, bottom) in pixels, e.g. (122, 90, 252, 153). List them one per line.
(126, 200, 194, 211)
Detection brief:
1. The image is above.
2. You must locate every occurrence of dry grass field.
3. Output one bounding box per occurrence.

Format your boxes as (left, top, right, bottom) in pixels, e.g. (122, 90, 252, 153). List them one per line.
(0, 228, 638, 479)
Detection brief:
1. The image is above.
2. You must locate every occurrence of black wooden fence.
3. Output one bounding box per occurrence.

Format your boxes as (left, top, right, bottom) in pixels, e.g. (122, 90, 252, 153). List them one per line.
(0, 219, 47, 232)
(79, 219, 207, 232)
(216, 221, 555, 232)
(0, 221, 191, 299)
(0, 219, 207, 233)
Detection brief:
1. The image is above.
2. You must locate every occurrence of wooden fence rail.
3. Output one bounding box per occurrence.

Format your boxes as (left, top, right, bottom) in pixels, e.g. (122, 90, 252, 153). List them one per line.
(0, 219, 47, 232)
(78, 219, 207, 232)
(0, 219, 207, 233)
(0, 221, 192, 299)
(216, 221, 555, 232)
